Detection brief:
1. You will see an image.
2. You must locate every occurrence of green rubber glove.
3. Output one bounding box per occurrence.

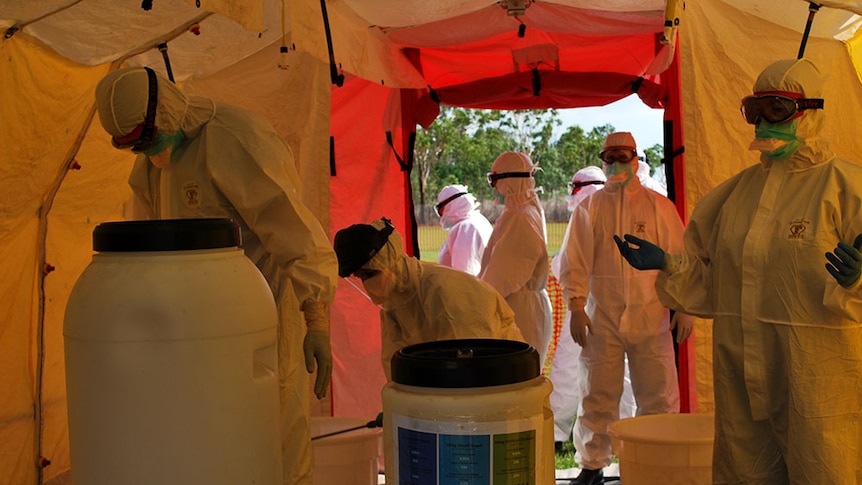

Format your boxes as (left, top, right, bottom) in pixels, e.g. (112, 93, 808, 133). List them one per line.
(825, 234, 862, 288)
(614, 234, 667, 270)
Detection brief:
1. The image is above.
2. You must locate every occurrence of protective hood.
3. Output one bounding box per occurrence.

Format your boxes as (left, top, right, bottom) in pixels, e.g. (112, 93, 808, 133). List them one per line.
(491, 151, 537, 201)
(95, 66, 216, 140)
(437, 184, 478, 228)
(566, 165, 606, 210)
(751, 58, 829, 165)
(600, 131, 637, 157)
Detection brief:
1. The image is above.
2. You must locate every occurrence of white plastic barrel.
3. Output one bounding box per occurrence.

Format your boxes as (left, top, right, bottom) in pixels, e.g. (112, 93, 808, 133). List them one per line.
(609, 413, 715, 485)
(382, 339, 554, 485)
(64, 219, 282, 485)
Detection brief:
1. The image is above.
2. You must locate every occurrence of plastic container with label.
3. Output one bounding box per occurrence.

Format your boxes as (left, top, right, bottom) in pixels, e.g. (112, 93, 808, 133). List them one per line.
(64, 219, 282, 485)
(382, 338, 554, 485)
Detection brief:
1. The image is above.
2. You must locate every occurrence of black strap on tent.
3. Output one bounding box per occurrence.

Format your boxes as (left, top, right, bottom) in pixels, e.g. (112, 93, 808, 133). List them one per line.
(798, 3, 821, 59)
(320, 0, 344, 87)
(385, 131, 416, 172)
(329, 136, 337, 176)
(428, 85, 441, 103)
(385, 130, 421, 258)
(531, 68, 542, 96)
(141, 0, 153, 10)
(157, 42, 175, 83)
(631, 76, 644, 93)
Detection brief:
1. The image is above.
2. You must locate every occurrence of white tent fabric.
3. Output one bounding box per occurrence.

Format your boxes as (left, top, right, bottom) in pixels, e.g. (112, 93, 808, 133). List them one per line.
(4, 1, 862, 483)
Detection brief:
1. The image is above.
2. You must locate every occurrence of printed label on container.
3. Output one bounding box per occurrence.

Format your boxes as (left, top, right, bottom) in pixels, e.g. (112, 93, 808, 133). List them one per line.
(392, 414, 539, 485)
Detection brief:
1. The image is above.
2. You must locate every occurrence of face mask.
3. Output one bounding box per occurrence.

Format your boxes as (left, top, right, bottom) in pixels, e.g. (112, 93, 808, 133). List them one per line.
(751, 120, 801, 160)
(144, 129, 186, 168)
(362, 268, 396, 305)
(604, 162, 634, 186)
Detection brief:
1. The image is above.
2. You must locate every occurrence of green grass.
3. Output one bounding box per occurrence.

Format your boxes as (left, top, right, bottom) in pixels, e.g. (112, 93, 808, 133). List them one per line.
(555, 440, 577, 470)
(417, 222, 569, 262)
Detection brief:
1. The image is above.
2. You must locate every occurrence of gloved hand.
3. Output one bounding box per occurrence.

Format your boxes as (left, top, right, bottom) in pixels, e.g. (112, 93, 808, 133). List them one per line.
(670, 312, 694, 343)
(614, 234, 667, 270)
(825, 234, 862, 288)
(569, 299, 591, 348)
(302, 301, 333, 399)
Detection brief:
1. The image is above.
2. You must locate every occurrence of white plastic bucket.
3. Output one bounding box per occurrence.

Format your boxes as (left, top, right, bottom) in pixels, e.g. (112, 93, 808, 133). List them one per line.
(311, 417, 382, 485)
(609, 413, 714, 485)
(382, 339, 555, 485)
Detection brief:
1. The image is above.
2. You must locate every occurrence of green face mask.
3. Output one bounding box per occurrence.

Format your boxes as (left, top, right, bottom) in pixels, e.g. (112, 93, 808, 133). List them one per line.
(754, 120, 801, 160)
(142, 129, 186, 157)
(604, 162, 635, 187)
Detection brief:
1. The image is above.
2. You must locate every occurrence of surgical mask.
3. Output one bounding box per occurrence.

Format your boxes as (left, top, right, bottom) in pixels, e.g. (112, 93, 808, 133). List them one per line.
(144, 129, 186, 168)
(750, 120, 801, 160)
(362, 268, 396, 305)
(344, 277, 384, 310)
(604, 162, 635, 187)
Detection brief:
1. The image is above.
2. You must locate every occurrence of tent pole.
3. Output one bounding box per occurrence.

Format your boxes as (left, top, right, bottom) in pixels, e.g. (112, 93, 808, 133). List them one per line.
(34, 57, 113, 482)
(798, 3, 821, 59)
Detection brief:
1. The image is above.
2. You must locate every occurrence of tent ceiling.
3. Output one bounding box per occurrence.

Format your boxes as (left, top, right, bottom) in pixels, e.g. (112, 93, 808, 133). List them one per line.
(2, 0, 861, 87)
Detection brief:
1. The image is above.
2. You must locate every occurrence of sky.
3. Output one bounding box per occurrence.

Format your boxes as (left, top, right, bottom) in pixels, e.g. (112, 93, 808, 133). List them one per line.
(555, 94, 665, 150)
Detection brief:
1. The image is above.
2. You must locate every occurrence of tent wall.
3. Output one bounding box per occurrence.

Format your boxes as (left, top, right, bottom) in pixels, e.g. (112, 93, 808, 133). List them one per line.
(681, 0, 862, 412)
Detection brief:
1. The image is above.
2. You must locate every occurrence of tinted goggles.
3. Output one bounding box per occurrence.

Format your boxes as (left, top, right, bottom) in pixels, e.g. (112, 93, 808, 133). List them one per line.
(740, 92, 824, 125)
(599, 150, 636, 165)
(486, 171, 532, 187)
(568, 180, 605, 195)
(111, 67, 159, 152)
(434, 191, 467, 216)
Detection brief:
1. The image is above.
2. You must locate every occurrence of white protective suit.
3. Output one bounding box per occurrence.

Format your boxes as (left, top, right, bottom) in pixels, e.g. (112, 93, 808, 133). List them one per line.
(350, 224, 525, 380)
(479, 152, 554, 366)
(95, 67, 338, 485)
(549, 166, 636, 442)
(637, 159, 668, 196)
(560, 144, 684, 470)
(436, 184, 493, 276)
(656, 59, 862, 484)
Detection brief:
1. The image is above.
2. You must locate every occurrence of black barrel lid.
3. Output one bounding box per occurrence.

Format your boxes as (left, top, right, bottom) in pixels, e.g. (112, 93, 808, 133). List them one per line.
(390, 338, 539, 388)
(93, 218, 241, 252)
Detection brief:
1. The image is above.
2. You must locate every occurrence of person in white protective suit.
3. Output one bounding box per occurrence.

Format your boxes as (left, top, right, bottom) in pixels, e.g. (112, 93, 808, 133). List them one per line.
(616, 58, 862, 484)
(435, 184, 493, 276)
(95, 67, 338, 485)
(548, 166, 637, 451)
(333, 218, 525, 380)
(478, 152, 554, 367)
(637, 157, 668, 196)
(560, 132, 693, 485)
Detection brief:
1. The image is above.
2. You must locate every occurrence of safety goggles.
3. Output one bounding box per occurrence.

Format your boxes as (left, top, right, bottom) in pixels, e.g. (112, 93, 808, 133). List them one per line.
(486, 171, 532, 188)
(740, 91, 824, 125)
(111, 67, 159, 153)
(568, 180, 605, 195)
(599, 150, 636, 165)
(434, 191, 467, 216)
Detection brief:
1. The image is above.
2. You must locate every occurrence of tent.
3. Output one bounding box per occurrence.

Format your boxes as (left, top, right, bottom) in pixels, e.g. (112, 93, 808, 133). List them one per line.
(4, 0, 862, 483)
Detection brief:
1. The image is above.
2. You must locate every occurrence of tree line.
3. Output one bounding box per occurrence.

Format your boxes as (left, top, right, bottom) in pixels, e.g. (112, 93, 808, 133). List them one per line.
(412, 106, 663, 224)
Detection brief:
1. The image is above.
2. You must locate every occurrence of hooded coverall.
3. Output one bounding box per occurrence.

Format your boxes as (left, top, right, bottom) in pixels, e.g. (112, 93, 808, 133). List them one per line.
(656, 58, 862, 484)
(95, 67, 338, 485)
(479, 152, 554, 366)
(358, 228, 524, 380)
(437, 186, 493, 276)
(560, 173, 683, 470)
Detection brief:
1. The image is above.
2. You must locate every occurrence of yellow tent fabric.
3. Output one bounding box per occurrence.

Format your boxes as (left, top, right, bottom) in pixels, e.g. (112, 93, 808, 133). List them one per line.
(4, 1, 862, 483)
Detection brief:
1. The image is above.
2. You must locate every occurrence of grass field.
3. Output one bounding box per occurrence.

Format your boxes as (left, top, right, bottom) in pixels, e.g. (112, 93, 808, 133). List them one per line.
(417, 222, 569, 261)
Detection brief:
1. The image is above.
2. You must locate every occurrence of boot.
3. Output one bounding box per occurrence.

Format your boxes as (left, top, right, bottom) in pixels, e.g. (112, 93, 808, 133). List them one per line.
(569, 467, 603, 485)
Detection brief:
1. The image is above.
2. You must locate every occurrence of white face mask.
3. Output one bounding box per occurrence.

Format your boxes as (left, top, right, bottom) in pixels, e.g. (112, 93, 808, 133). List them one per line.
(361, 268, 396, 305)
